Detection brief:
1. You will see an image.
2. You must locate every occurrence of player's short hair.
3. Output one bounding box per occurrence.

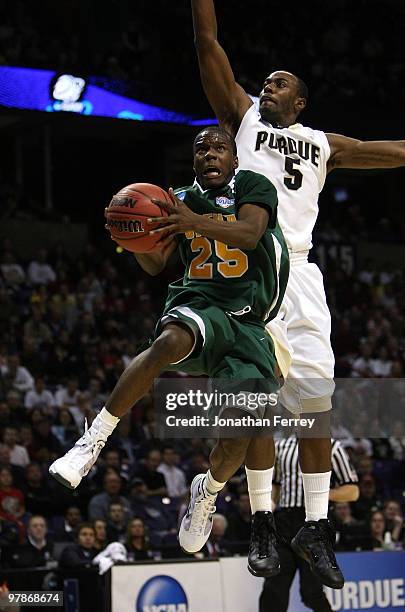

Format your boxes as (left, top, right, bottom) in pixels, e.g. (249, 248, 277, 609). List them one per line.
(194, 126, 237, 155)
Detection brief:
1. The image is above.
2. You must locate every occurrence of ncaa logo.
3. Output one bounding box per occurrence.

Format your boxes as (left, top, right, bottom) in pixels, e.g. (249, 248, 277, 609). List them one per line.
(136, 575, 188, 612)
(176, 191, 186, 201)
(215, 196, 234, 208)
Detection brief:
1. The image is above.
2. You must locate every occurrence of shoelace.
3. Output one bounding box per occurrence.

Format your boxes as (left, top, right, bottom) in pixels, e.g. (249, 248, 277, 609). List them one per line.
(312, 525, 338, 567)
(320, 533, 338, 567)
(67, 419, 107, 470)
(252, 517, 273, 559)
(83, 419, 107, 456)
(189, 497, 216, 536)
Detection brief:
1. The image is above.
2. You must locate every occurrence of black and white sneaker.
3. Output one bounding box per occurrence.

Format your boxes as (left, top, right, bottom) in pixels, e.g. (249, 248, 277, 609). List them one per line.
(179, 473, 217, 553)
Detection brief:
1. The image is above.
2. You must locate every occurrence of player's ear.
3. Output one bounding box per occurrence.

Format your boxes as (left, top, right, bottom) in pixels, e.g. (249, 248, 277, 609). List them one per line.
(233, 156, 239, 170)
(295, 97, 306, 114)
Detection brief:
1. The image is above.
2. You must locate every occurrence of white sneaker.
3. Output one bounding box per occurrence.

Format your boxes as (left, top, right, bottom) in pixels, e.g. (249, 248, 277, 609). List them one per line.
(49, 415, 109, 489)
(179, 473, 217, 553)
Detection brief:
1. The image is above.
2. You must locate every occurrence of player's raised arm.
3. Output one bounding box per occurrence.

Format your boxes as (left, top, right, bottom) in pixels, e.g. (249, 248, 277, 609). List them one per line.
(191, 0, 252, 133)
(327, 133, 405, 172)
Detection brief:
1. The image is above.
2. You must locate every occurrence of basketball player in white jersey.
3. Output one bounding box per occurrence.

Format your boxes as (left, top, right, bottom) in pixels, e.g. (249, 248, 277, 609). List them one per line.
(190, 0, 405, 589)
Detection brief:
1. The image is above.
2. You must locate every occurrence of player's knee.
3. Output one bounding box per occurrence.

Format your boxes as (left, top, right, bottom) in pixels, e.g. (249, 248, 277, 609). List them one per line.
(150, 325, 194, 366)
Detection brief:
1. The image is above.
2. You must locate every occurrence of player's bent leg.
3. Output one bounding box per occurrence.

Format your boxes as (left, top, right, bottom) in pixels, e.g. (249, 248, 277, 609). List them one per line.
(49, 323, 194, 490)
(244, 437, 280, 578)
(179, 438, 250, 554)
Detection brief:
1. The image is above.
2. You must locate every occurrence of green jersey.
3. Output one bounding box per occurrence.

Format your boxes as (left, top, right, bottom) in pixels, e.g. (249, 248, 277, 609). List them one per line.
(166, 170, 289, 322)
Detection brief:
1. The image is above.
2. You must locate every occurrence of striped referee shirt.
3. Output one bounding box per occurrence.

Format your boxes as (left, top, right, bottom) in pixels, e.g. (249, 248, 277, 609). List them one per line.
(274, 437, 358, 508)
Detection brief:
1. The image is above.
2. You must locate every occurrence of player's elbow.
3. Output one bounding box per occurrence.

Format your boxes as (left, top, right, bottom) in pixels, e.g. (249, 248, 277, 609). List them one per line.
(194, 33, 217, 51)
(243, 236, 259, 250)
(244, 227, 265, 250)
(147, 266, 164, 277)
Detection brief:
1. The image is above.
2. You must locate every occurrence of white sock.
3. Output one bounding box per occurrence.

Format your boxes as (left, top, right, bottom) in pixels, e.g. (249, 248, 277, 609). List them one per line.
(302, 471, 331, 521)
(204, 470, 225, 496)
(245, 466, 273, 513)
(98, 407, 120, 433)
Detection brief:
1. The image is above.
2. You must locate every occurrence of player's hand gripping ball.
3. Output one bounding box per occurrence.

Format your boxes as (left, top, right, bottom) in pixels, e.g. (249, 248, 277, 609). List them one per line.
(105, 183, 170, 253)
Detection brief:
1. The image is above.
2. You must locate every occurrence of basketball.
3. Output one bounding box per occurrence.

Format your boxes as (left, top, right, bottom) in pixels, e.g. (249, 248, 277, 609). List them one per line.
(105, 183, 170, 253)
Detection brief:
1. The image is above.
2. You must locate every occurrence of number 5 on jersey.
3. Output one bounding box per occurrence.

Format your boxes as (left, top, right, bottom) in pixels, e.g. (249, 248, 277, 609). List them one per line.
(284, 157, 303, 191)
(189, 237, 248, 279)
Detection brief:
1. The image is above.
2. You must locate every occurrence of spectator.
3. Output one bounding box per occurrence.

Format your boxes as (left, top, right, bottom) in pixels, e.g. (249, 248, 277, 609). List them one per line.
(130, 478, 176, 546)
(0, 466, 25, 524)
(23, 308, 52, 346)
(59, 523, 98, 568)
(157, 445, 187, 499)
(389, 420, 405, 460)
(68, 392, 95, 431)
(0, 253, 26, 289)
(1, 355, 34, 393)
(135, 449, 167, 497)
(22, 463, 54, 517)
(31, 418, 62, 462)
(115, 415, 136, 465)
(367, 511, 391, 550)
(106, 502, 128, 543)
(97, 448, 130, 484)
(51, 408, 79, 450)
(19, 425, 34, 460)
(87, 377, 107, 412)
(88, 470, 131, 521)
(54, 506, 83, 542)
(7, 515, 54, 568)
(24, 377, 55, 415)
(27, 249, 56, 286)
(2, 427, 30, 468)
(224, 492, 251, 547)
(351, 344, 374, 378)
(54, 377, 80, 409)
(125, 517, 153, 561)
(383, 499, 404, 544)
(333, 502, 367, 551)
(0, 444, 25, 488)
(5, 390, 25, 423)
(0, 516, 19, 548)
(93, 519, 108, 550)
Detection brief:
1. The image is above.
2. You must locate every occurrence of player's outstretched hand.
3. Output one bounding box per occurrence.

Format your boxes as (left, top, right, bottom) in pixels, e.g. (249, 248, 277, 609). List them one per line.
(148, 188, 198, 238)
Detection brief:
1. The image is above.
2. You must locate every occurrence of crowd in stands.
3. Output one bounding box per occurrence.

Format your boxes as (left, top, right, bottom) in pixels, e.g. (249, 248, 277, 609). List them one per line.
(1, 0, 404, 114)
(0, 227, 404, 583)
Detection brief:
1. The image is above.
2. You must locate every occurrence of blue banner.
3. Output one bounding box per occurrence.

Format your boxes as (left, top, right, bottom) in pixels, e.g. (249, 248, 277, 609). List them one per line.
(0, 66, 214, 126)
(289, 552, 405, 611)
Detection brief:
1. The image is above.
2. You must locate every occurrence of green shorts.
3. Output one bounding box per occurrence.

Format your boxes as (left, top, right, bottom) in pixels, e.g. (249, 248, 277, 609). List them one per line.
(156, 298, 279, 396)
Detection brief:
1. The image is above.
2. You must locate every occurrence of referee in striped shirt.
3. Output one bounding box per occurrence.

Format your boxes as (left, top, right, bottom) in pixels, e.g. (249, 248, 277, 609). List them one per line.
(259, 437, 359, 612)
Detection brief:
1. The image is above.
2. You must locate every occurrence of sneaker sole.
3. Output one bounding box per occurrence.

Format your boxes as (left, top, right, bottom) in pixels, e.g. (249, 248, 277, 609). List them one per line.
(49, 468, 76, 490)
(291, 538, 344, 590)
(247, 562, 280, 578)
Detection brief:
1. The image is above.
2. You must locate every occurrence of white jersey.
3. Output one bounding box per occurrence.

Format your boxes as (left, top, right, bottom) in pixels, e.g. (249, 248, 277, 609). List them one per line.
(235, 104, 330, 254)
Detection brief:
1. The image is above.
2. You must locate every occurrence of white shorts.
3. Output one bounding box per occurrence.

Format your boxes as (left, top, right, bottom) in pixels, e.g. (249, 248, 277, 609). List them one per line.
(266, 256, 335, 415)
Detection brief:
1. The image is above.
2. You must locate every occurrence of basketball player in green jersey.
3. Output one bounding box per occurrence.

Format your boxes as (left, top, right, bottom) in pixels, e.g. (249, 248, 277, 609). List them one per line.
(50, 126, 289, 578)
